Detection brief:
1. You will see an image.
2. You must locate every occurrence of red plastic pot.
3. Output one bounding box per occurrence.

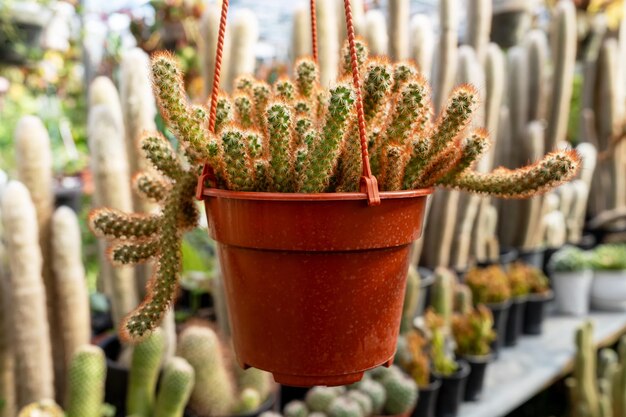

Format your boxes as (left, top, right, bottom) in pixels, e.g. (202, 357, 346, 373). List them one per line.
(202, 187, 432, 387)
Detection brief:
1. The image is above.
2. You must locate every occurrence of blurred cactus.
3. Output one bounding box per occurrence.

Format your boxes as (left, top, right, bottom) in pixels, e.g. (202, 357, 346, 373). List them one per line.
(65, 345, 106, 417)
(409, 14, 434, 79)
(465, 0, 491, 62)
(0, 231, 15, 417)
(17, 400, 63, 417)
(454, 284, 473, 315)
(506, 262, 531, 298)
(452, 305, 495, 357)
(328, 396, 363, 417)
(291, 6, 312, 61)
(395, 330, 430, 388)
(380, 371, 417, 416)
(388, 0, 409, 61)
(364, 10, 388, 56)
(465, 266, 511, 304)
(1, 182, 54, 407)
(568, 321, 602, 417)
(346, 390, 372, 417)
(430, 268, 455, 329)
(425, 309, 458, 377)
(285, 400, 309, 417)
(400, 266, 420, 334)
(306, 387, 339, 413)
(178, 326, 236, 416)
(316, 0, 339, 86)
(227, 9, 259, 92)
(154, 357, 195, 417)
(432, 0, 458, 111)
(201, 2, 231, 95)
(127, 328, 165, 416)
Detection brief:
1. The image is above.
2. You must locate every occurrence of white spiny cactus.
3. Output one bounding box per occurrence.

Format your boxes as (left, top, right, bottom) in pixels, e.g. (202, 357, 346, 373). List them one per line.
(291, 6, 312, 61)
(466, 0, 492, 63)
(316, 0, 339, 86)
(364, 9, 388, 57)
(388, 0, 409, 61)
(226, 9, 259, 92)
(410, 14, 435, 79)
(201, 3, 232, 95)
(432, 0, 458, 111)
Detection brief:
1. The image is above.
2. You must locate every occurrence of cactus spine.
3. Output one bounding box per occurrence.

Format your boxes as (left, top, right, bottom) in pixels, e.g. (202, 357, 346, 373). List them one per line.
(410, 14, 434, 79)
(388, 0, 409, 61)
(65, 345, 106, 417)
(178, 326, 236, 416)
(227, 9, 259, 92)
(50, 207, 90, 379)
(316, 0, 339, 86)
(154, 357, 195, 417)
(127, 328, 165, 416)
(1, 182, 54, 407)
(89, 77, 138, 328)
(546, 0, 576, 151)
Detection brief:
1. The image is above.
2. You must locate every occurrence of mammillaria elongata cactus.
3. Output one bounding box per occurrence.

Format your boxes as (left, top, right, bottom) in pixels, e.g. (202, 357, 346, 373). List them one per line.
(65, 345, 106, 417)
(90, 44, 580, 340)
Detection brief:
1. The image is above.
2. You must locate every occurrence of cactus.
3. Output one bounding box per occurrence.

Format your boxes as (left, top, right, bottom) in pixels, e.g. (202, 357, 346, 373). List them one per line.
(524, 30, 549, 123)
(380, 371, 418, 415)
(291, 6, 312, 61)
(65, 345, 106, 417)
(127, 328, 165, 416)
(337, 0, 365, 47)
(91, 50, 581, 341)
(569, 321, 602, 417)
(328, 397, 363, 417)
(484, 44, 505, 163)
(285, 400, 309, 417)
(0, 238, 15, 417)
(465, 265, 511, 304)
(306, 387, 340, 413)
(395, 330, 430, 389)
(364, 10, 388, 56)
(546, 0, 576, 151)
(425, 309, 458, 377)
(452, 305, 495, 357)
(154, 357, 195, 417)
(235, 388, 262, 414)
(17, 400, 63, 417)
(506, 262, 531, 298)
(51, 208, 90, 379)
(226, 9, 259, 92)
(13, 116, 63, 398)
(235, 367, 272, 404)
(1, 182, 54, 407)
(400, 266, 420, 334)
(465, 0, 491, 63)
(178, 326, 236, 416)
(432, 0, 458, 111)
(454, 284, 473, 315)
(430, 268, 455, 329)
(388, 0, 409, 61)
(409, 14, 434, 79)
(346, 390, 372, 417)
(316, 0, 338, 86)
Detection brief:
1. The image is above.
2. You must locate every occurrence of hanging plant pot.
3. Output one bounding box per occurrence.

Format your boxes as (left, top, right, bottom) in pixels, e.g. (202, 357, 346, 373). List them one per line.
(522, 290, 554, 335)
(202, 188, 432, 386)
(504, 296, 527, 347)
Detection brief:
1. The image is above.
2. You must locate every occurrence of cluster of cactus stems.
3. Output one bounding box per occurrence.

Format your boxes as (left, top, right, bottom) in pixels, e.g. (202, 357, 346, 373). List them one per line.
(91, 39, 580, 341)
(451, 304, 495, 357)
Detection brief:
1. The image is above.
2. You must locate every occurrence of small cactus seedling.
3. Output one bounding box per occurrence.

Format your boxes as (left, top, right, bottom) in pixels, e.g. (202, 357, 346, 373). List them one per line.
(90, 42, 580, 341)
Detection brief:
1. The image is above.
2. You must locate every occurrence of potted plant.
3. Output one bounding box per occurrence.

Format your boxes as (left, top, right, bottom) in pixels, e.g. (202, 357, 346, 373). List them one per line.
(521, 264, 553, 335)
(425, 309, 469, 417)
(89, 9, 580, 384)
(504, 262, 531, 347)
(590, 244, 626, 311)
(464, 266, 512, 356)
(451, 302, 495, 402)
(396, 329, 441, 417)
(548, 246, 593, 316)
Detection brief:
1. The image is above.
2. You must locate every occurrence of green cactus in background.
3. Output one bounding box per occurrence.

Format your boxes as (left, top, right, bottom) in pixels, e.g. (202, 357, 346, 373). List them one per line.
(154, 357, 194, 417)
(285, 400, 309, 417)
(569, 321, 602, 417)
(178, 326, 236, 416)
(430, 268, 455, 329)
(346, 390, 373, 416)
(454, 284, 473, 315)
(65, 345, 106, 417)
(380, 371, 418, 415)
(235, 388, 262, 414)
(452, 305, 495, 357)
(127, 328, 165, 416)
(328, 397, 363, 417)
(400, 266, 420, 334)
(17, 400, 64, 417)
(90, 48, 581, 342)
(353, 379, 386, 414)
(235, 366, 272, 404)
(306, 387, 340, 413)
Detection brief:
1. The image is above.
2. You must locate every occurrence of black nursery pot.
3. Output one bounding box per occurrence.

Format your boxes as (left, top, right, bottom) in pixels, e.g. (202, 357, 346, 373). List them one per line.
(412, 375, 441, 417)
(504, 297, 527, 347)
(434, 360, 470, 417)
(462, 354, 492, 402)
(98, 335, 129, 417)
(523, 291, 554, 335)
(518, 248, 545, 270)
(485, 300, 511, 357)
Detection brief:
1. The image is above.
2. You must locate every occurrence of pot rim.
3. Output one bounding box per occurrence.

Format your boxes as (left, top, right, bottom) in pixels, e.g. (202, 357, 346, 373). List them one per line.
(526, 289, 554, 302)
(203, 187, 434, 202)
(485, 298, 513, 309)
(460, 353, 494, 364)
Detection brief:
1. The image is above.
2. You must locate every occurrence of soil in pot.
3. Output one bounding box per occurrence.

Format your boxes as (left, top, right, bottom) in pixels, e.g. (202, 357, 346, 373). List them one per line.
(434, 360, 470, 417)
(412, 375, 441, 417)
(523, 291, 554, 335)
(504, 297, 527, 347)
(485, 300, 511, 357)
(98, 335, 129, 417)
(518, 249, 545, 270)
(417, 267, 435, 317)
(462, 354, 492, 402)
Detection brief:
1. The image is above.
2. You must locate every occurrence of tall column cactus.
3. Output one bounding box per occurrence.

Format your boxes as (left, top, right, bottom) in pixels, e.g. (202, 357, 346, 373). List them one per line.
(364, 9, 388, 57)
(465, 0, 491, 63)
(291, 6, 312, 62)
(154, 357, 195, 417)
(50, 207, 90, 387)
(524, 30, 549, 123)
(568, 321, 601, 417)
(178, 326, 236, 416)
(13, 116, 63, 398)
(1, 182, 54, 407)
(388, 0, 409, 61)
(127, 328, 165, 417)
(432, 0, 458, 111)
(65, 345, 106, 417)
(0, 238, 15, 417)
(430, 268, 455, 331)
(546, 0, 576, 151)
(337, 0, 364, 48)
(88, 77, 138, 328)
(226, 9, 259, 92)
(201, 2, 231, 95)
(410, 15, 434, 79)
(316, 0, 339, 86)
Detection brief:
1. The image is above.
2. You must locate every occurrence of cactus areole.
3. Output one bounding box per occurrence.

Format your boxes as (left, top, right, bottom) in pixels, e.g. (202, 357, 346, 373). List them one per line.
(89, 0, 580, 387)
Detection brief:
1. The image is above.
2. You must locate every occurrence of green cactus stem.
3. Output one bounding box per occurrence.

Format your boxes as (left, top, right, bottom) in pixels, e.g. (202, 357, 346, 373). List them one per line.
(154, 357, 195, 417)
(127, 328, 165, 416)
(65, 345, 106, 417)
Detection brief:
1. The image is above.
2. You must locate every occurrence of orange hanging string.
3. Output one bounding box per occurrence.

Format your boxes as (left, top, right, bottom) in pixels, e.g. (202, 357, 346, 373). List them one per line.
(310, 0, 318, 62)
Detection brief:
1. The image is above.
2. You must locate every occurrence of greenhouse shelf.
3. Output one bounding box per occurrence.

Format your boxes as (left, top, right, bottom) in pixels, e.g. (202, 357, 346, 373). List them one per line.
(458, 311, 626, 417)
